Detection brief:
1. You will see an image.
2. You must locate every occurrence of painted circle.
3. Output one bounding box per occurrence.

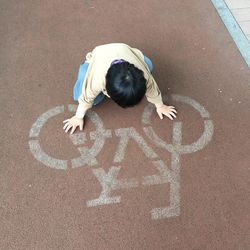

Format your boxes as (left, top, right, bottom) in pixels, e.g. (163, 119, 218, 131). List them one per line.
(28, 105, 109, 169)
(142, 95, 214, 154)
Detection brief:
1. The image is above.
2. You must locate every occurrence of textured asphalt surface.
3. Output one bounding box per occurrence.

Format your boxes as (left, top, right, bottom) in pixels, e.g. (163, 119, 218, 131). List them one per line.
(1, 0, 250, 249)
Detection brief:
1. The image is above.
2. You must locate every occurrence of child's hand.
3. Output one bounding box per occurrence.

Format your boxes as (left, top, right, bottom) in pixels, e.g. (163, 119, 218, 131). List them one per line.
(63, 116, 84, 134)
(156, 105, 177, 120)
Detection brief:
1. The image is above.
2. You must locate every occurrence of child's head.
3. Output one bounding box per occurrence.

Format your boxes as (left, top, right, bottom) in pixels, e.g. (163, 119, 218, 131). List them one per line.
(106, 61, 146, 108)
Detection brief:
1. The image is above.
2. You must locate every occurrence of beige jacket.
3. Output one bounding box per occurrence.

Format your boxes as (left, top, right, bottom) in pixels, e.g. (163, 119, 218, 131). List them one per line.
(76, 43, 163, 118)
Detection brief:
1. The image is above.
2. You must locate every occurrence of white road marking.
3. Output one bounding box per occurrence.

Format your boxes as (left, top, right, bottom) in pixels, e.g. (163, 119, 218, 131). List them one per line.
(68, 104, 112, 168)
(149, 124, 182, 219)
(29, 106, 67, 169)
(143, 120, 214, 154)
(29, 140, 67, 170)
(142, 95, 214, 219)
(87, 166, 139, 207)
(142, 160, 172, 186)
(28, 95, 214, 220)
(70, 133, 87, 145)
(29, 106, 64, 138)
(113, 127, 158, 163)
(29, 105, 111, 169)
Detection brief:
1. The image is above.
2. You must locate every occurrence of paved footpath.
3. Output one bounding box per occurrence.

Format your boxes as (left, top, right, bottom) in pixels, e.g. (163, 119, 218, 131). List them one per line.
(1, 0, 250, 249)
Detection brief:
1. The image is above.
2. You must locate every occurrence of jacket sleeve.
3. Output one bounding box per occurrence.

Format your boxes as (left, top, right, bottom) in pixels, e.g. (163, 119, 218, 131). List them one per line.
(75, 51, 105, 118)
(75, 77, 104, 118)
(75, 94, 95, 119)
(131, 47, 164, 107)
(145, 76, 164, 107)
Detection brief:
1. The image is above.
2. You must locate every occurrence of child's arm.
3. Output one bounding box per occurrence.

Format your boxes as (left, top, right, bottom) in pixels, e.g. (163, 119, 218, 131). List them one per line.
(146, 77, 177, 120)
(63, 93, 94, 134)
(63, 77, 103, 134)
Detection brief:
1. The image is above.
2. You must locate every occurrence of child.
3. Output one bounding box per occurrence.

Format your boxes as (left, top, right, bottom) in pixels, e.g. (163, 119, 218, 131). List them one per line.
(63, 43, 177, 134)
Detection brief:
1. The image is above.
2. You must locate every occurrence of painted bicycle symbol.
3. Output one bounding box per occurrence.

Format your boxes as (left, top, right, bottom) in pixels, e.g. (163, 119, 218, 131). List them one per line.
(28, 95, 214, 220)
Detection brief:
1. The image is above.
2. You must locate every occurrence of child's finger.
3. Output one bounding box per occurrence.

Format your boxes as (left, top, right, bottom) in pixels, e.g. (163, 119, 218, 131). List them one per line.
(157, 111, 163, 120)
(63, 119, 70, 123)
(170, 112, 177, 118)
(80, 123, 83, 131)
(170, 109, 177, 114)
(63, 122, 70, 130)
(65, 124, 72, 133)
(164, 113, 173, 120)
(70, 126, 76, 134)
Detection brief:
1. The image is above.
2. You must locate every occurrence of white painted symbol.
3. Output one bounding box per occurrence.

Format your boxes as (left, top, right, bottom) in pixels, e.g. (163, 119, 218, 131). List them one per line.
(28, 95, 214, 220)
(141, 94, 214, 219)
(86, 166, 139, 207)
(29, 105, 111, 169)
(86, 128, 159, 207)
(85, 95, 213, 220)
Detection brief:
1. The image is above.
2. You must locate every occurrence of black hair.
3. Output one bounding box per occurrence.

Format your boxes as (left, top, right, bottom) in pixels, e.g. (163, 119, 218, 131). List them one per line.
(106, 61, 146, 108)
